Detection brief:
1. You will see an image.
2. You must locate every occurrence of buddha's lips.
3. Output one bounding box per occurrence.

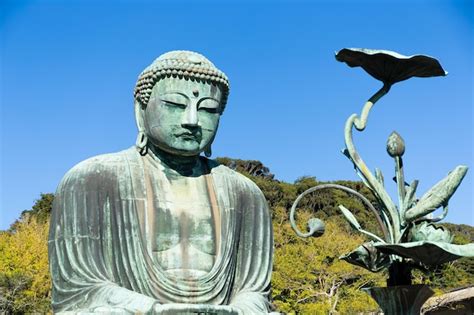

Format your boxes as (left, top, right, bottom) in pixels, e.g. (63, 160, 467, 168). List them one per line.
(176, 132, 200, 140)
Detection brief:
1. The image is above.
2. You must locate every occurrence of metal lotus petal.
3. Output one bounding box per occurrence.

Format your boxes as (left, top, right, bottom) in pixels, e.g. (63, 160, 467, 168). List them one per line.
(340, 241, 391, 272)
(404, 165, 468, 222)
(339, 205, 361, 230)
(408, 221, 453, 243)
(376, 241, 474, 266)
(335, 48, 447, 85)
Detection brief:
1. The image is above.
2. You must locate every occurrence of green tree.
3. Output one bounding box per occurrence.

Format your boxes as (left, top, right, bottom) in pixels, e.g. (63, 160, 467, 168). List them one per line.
(9, 193, 54, 232)
(0, 195, 52, 314)
(272, 208, 384, 314)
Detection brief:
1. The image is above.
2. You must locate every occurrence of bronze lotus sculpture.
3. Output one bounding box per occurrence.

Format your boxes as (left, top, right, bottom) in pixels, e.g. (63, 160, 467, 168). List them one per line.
(291, 48, 473, 315)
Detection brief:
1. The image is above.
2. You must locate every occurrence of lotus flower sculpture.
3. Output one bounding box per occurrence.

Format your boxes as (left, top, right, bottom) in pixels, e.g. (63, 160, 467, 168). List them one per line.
(290, 48, 473, 314)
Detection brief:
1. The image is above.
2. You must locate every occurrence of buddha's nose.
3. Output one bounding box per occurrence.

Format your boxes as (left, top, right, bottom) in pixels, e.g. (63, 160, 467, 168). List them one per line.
(181, 105, 199, 127)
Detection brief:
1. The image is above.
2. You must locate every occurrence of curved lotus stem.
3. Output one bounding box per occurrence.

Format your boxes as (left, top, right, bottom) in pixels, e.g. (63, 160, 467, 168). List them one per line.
(344, 84, 401, 242)
(353, 84, 391, 131)
(290, 183, 391, 241)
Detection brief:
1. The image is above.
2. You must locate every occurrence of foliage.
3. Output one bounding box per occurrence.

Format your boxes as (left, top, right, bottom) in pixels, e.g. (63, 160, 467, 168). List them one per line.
(272, 209, 383, 314)
(0, 196, 52, 314)
(8, 193, 54, 232)
(441, 223, 474, 244)
(216, 157, 274, 179)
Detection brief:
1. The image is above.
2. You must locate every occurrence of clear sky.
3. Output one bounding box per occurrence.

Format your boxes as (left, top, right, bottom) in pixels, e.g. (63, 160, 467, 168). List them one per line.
(1, 0, 472, 230)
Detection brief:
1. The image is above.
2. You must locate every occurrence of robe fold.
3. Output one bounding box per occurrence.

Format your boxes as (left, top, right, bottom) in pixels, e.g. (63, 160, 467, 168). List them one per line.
(49, 147, 273, 314)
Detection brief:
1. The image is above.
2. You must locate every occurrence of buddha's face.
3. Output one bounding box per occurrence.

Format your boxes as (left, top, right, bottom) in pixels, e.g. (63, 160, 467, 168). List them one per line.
(143, 76, 223, 156)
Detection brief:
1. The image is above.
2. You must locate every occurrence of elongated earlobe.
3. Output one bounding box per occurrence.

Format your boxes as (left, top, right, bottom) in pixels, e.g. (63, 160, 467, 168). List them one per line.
(204, 145, 212, 157)
(134, 98, 149, 155)
(136, 131, 148, 155)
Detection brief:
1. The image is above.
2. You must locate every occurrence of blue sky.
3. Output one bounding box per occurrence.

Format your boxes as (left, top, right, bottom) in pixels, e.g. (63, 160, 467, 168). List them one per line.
(1, 0, 472, 230)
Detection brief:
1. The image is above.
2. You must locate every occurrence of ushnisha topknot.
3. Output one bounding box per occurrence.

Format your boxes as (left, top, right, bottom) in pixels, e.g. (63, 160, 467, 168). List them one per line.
(134, 50, 230, 113)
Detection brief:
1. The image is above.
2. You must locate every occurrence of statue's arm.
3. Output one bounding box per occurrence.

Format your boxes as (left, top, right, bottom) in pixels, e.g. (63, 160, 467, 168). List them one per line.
(48, 162, 158, 314)
(229, 181, 274, 314)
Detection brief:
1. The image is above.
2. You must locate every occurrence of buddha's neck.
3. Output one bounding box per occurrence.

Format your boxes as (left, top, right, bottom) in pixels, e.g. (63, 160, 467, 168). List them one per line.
(148, 145, 202, 176)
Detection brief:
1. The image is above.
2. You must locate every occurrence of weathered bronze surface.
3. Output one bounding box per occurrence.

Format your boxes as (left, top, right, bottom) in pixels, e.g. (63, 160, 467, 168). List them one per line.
(49, 51, 274, 314)
(364, 285, 434, 315)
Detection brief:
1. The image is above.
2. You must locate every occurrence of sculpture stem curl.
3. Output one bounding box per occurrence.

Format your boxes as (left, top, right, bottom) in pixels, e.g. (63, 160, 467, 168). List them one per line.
(290, 183, 390, 241)
(354, 84, 390, 131)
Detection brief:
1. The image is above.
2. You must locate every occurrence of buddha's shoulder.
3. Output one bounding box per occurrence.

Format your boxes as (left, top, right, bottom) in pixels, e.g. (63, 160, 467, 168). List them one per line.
(208, 159, 262, 192)
(62, 147, 139, 181)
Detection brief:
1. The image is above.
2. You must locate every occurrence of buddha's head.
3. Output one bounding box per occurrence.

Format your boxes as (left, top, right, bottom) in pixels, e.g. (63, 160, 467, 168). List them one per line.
(134, 51, 230, 157)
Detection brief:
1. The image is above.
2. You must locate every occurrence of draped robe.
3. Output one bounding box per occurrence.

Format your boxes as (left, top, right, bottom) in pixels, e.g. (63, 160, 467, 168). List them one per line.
(48, 147, 273, 314)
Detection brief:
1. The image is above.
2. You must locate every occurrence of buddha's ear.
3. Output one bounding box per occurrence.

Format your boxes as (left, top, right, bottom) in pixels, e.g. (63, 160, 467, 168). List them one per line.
(134, 100, 148, 155)
(134, 99, 146, 133)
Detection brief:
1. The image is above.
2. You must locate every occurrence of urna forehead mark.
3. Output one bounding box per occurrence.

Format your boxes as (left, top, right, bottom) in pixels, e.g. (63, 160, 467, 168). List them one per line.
(153, 77, 222, 101)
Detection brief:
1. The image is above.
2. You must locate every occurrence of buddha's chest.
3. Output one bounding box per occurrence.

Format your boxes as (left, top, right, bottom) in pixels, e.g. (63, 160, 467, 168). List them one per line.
(150, 176, 217, 275)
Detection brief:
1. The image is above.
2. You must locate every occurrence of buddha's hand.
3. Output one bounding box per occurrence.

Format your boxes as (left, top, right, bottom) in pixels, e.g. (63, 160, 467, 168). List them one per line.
(153, 303, 240, 315)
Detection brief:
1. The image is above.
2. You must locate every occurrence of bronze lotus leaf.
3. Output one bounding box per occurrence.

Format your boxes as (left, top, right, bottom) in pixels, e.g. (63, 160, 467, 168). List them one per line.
(335, 48, 447, 85)
(340, 241, 391, 272)
(375, 242, 474, 266)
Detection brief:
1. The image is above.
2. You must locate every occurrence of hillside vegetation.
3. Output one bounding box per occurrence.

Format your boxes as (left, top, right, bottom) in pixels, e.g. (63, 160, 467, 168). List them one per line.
(1, 158, 472, 314)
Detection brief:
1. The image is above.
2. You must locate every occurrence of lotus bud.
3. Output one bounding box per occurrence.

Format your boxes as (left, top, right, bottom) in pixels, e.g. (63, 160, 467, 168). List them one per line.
(307, 218, 325, 237)
(387, 131, 405, 157)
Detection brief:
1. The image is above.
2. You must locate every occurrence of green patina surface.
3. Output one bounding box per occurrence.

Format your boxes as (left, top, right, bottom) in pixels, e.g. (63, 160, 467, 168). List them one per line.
(49, 51, 274, 315)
